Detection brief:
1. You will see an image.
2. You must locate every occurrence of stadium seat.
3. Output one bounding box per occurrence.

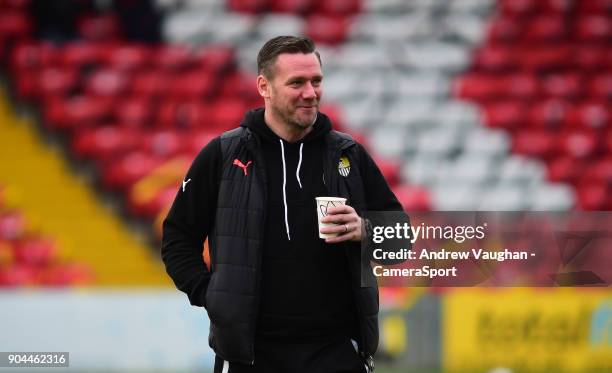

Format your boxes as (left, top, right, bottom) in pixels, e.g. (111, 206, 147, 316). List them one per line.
(115, 97, 152, 127)
(38, 67, 79, 98)
(305, 15, 350, 45)
(77, 13, 121, 42)
(392, 184, 431, 212)
(525, 16, 567, 42)
(472, 45, 518, 72)
(61, 42, 104, 68)
(154, 44, 196, 71)
(269, 0, 312, 14)
(547, 156, 583, 184)
(157, 101, 210, 129)
(557, 130, 599, 159)
(104, 44, 152, 71)
(541, 72, 583, 99)
(168, 70, 216, 98)
(85, 68, 129, 97)
(486, 16, 521, 44)
(576, 15, 612, 42)
(313, 0, 361, 16)
(589, 73, 612, 100)
(512, 129, 557, 159)
(482, 101, 527, 129)
(102, 151, 164, 191)
(132, 70, 169, 98)
(71, 125, 140, 160)
(227, 0, 267, 14)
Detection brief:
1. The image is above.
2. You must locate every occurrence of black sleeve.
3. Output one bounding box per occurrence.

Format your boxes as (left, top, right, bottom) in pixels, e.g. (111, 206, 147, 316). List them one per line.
(161, 137, 221, 307)
(357, 143, 404, 212)
(357, 143, 411, 265)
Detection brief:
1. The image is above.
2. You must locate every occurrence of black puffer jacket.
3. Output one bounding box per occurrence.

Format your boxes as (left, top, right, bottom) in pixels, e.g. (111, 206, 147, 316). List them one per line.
(161, 109, 404, 365)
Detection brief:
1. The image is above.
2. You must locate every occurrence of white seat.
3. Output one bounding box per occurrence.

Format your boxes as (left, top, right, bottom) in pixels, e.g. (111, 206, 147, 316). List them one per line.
(478, 185, 528, 211)
(256, 15, 304, 41)
(462, 128, 510, 158)
(369, 127, 410, 158)
(497, 155, 547, 186)
(529, 183, 575, 211)
(415, 127, 461, 158)
(431, 183, 481, 210)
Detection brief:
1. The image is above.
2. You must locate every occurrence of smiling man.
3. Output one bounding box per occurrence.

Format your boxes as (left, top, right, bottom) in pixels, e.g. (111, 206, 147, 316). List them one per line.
(161, 36, 405, 373)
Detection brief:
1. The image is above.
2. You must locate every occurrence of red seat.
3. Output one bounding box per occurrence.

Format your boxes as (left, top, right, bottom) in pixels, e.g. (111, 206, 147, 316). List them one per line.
(529, 99, 572, 128)
(0, 210, 27, 240)
(269, 0, 312, 14)
(186, 130, 218, 155)
(71, 125, 140, 160)
(142, 130, 183, 158)
(473, 46, 518, 72)
(541, 73, 583, 99)
(453, 74, 502, 101)
(157, 101, 209, 129)
(499, 0, 540, 16)
(313, 0, 360, 15)
(115, 98, 152, 127)
(38, 67, 79, 99)
(44, 95, 113, 131)
(372, 156, 400, 187)
(502, 73, 540, 99)
(102, 151, 163, 191)
(104, 44, 151, 71)
(14, 72, 40, 100)
(219, 71, 259, 102)
(558, 130, 600, 159)
(573, 46, 607, 70)
(155, 45, 195, 71)
(547, 156, 583, 183)
(589, 73, 612, 100)
(568, 101, 610, 129)
(13, 236, 57, 267)
(85, 68, 128, 97)
(199, 46, 236, 74)
(61, 42, 104, 68)
(576, 182, 609, 210)
(210, 99, 247, 132)
(0, 264, 39, 286)
(168, 70, 216, 99)
(512, 129, 557, 159)
(11, 42, 59, 72)
(391, 184, 431, 212)
(525, 16, 567, 42)
(227, 0, 267, 13)
(521, 45, 572, 71)
(576, 16, 612, 41)
(305, 15, 350, 45)
(319, 103, 346, 132)
(77, 14, 121, 42)
(583, 157, 612, 183)
(487, 17, 521, 44)
(0, 10, 31, 38)
(482, 101, 527, 129)
(40, 263, 93, 286)
(131, 70, 169, 98)
(577, 0, 612, 14)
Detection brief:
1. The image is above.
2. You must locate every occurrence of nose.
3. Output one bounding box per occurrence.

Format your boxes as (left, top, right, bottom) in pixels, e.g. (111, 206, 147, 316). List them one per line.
(302, 81, 317, 100)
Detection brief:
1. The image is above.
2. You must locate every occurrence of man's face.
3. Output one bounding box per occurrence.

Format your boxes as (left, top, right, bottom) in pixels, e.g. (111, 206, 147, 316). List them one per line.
(262, 52, 323, 130)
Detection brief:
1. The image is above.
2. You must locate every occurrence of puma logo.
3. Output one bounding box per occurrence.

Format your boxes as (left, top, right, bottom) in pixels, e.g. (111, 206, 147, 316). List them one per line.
(233, 159, 253, 176)
(182, 178, 191, 192)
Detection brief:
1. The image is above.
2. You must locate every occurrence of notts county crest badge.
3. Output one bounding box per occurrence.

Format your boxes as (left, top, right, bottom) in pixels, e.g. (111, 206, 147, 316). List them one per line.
(338, 156, 350, 177)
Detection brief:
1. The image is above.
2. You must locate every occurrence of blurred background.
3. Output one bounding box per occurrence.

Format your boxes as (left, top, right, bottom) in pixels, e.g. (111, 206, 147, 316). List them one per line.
(0, 0, 610, 371)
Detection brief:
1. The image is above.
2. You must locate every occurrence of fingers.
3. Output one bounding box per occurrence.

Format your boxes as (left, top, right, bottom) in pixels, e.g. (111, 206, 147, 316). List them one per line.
(320, 218, 363, 243)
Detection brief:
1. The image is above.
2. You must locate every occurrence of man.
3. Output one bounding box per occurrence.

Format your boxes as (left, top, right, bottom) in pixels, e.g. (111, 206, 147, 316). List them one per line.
(161, 36, 405, 373)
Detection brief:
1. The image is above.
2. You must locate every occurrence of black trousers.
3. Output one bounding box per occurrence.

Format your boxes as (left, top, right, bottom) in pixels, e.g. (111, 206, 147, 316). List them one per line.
(213, 337, 367, 373)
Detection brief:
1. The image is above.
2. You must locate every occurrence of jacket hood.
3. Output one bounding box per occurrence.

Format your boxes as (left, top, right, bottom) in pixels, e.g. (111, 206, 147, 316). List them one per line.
(241, 107, 332, 144)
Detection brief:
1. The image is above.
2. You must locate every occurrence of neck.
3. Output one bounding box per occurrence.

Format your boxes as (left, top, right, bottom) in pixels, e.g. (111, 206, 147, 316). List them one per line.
(264, 109, 313, 143)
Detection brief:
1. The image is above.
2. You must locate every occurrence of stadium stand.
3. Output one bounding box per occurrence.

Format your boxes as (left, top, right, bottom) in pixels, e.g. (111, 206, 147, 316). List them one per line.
(0, 183, 93, 286)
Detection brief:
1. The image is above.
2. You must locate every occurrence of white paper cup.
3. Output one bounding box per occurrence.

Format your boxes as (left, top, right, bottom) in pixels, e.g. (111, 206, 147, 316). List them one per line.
(316, 197, 347, 239)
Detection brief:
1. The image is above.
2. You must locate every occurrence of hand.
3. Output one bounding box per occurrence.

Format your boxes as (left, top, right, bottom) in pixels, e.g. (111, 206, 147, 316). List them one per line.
(320, 204, 362, 244)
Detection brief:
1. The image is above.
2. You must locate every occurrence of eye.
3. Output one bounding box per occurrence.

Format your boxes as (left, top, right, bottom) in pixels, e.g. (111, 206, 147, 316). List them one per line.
(312, 79, 322, 87)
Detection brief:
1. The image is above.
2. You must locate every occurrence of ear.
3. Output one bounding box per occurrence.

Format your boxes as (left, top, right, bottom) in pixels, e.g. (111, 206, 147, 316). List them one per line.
(257, 75, 271, 99)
